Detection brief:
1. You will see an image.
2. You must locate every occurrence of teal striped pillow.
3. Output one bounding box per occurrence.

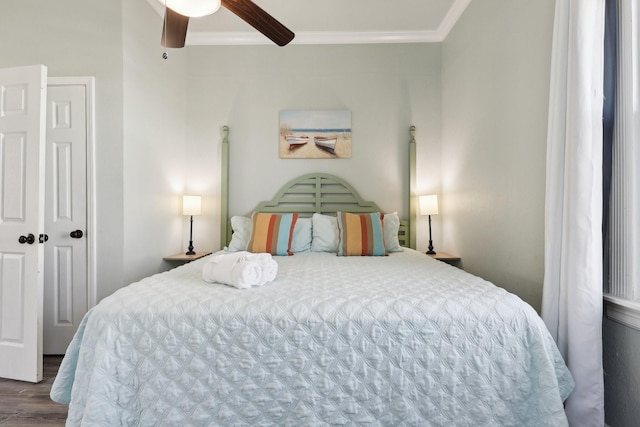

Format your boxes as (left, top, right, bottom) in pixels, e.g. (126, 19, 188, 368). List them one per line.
(337, 212, 386, 256)
(248, 212, 298, 256)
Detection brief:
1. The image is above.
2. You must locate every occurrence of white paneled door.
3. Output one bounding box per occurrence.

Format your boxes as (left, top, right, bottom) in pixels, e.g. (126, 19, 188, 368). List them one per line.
(0, 65, 47, 383)
(43, 83, 88, 355)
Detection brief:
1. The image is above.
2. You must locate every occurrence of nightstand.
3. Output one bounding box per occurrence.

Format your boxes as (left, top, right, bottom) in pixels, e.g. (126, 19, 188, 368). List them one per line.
(427, 252, 461, 266)
(163, 252, 212, 264)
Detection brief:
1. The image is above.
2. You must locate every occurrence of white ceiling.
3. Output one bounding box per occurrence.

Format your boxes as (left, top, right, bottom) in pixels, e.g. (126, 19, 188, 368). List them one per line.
(146, 0, 471, 45)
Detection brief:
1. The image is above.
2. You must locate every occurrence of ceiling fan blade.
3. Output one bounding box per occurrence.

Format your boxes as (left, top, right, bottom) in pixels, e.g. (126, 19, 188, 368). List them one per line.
(221, 0, 294, 46)
(161, 8, 189, 48)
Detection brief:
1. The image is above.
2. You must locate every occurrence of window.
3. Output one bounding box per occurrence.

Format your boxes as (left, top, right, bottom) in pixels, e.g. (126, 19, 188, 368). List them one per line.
(603, 0, 640, 330)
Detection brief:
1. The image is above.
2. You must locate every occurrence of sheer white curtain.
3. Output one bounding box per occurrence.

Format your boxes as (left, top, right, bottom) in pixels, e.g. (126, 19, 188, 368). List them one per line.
(542, 0, 605, 425)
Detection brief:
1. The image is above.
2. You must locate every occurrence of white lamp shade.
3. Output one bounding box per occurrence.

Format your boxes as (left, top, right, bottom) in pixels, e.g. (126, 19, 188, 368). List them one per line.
(182, 195, 202, 216)
(162, 0, 221, 17)
(419, 194, 439, 215)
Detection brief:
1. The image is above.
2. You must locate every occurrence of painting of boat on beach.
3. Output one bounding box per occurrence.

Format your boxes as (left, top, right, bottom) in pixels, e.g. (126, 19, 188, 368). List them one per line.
(279, 110, 352, 159)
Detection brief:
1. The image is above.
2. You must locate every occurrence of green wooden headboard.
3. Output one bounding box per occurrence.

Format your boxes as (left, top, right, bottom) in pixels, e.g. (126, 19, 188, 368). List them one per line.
(219, 126, 417, 250)
(254, 173, 382, 215)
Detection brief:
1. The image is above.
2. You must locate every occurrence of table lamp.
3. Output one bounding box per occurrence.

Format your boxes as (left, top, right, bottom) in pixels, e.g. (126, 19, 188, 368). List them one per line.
(419, 194, 439, 255)
(183, 195, 201, 255)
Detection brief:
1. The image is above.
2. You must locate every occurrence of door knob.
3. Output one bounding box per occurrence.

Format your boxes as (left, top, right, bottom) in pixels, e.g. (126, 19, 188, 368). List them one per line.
(18, 233, 35, 244)
(39, 234, 49, 243)
(70, 230, 84, 239)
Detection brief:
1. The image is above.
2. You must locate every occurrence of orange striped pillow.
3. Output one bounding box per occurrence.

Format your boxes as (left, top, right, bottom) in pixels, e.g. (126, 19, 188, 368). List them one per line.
(337, 212, 386, 256)
(248, 212, 298, 256)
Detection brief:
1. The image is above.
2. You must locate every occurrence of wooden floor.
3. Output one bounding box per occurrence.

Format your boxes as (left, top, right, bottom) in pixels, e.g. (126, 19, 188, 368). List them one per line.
(0, 356, 67, 426)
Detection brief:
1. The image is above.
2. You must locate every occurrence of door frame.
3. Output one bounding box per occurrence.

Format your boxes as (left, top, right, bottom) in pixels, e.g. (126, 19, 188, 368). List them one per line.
(48, 77, 97, 308)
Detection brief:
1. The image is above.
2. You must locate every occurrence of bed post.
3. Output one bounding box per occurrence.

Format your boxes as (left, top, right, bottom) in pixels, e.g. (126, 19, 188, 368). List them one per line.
(409, 125, 417, 249)
(220, 125, 229, 249)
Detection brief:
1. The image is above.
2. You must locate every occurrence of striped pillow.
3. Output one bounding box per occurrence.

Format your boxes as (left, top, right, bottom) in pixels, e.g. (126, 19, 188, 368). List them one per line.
(337, 212, 387, 256)
(248, 212, 298, 256)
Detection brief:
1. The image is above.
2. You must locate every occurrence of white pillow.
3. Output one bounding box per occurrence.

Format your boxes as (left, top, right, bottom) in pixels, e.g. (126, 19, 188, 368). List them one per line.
(228, 215, 312, 253)
(291, 217, 312, 253)
(311, 213, 338, 252)
(383, 212, 403, 253)
(228, 216, 252, 252)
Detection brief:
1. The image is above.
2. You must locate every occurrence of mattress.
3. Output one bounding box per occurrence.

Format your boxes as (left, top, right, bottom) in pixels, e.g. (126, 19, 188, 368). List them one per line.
(51, 249, 573, 426)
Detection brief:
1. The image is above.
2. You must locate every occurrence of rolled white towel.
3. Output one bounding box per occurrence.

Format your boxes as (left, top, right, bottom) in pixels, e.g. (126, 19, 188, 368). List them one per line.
(202, 251, 278, 288)
(202, 251, 254, 288)
(230, 259, 263, 289)
(247, 253, 278, 285)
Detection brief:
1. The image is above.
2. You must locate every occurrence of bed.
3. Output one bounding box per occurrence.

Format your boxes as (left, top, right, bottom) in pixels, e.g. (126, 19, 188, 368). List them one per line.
(51, 126, 573, 426)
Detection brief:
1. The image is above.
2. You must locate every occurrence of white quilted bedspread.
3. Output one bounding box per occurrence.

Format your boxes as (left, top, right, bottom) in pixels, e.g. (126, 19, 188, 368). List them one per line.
(51, 249, 573, 426)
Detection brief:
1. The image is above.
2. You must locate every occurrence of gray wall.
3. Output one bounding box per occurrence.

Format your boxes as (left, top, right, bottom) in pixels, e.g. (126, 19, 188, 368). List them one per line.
(0, 0, 125, 301)
(0, 0, 556, 311)
(604, 318, 640, 424)
(0, 0, 193, 293)
(440, 0, 555, 312)
(122, 0, 189, 284)
(441, 2, 640, 425)
(0, 0, 442, 293)
(185, 43, 443, 250)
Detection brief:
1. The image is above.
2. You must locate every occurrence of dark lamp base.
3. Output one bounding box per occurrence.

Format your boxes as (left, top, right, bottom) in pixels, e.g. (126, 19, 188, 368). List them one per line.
(426, 215, 436, 257)
(185, 215, 196, 256)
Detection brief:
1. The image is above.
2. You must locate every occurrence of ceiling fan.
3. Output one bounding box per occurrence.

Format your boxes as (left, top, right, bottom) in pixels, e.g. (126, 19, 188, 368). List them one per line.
(160, 0, 295, 48)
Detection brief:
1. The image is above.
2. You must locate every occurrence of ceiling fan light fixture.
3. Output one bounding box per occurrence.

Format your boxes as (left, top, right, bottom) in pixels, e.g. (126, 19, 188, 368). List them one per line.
(160, 0, 295, 48)
(163, 0, 221, 17)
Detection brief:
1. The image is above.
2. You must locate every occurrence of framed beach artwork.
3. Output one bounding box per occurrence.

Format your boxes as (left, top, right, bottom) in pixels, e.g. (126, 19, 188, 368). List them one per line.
(279, 110, 352, 159)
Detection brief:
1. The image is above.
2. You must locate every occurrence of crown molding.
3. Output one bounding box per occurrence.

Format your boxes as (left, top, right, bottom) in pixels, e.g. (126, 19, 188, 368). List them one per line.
(437, 0, 471, 40)
(187, 30, 445, 46)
